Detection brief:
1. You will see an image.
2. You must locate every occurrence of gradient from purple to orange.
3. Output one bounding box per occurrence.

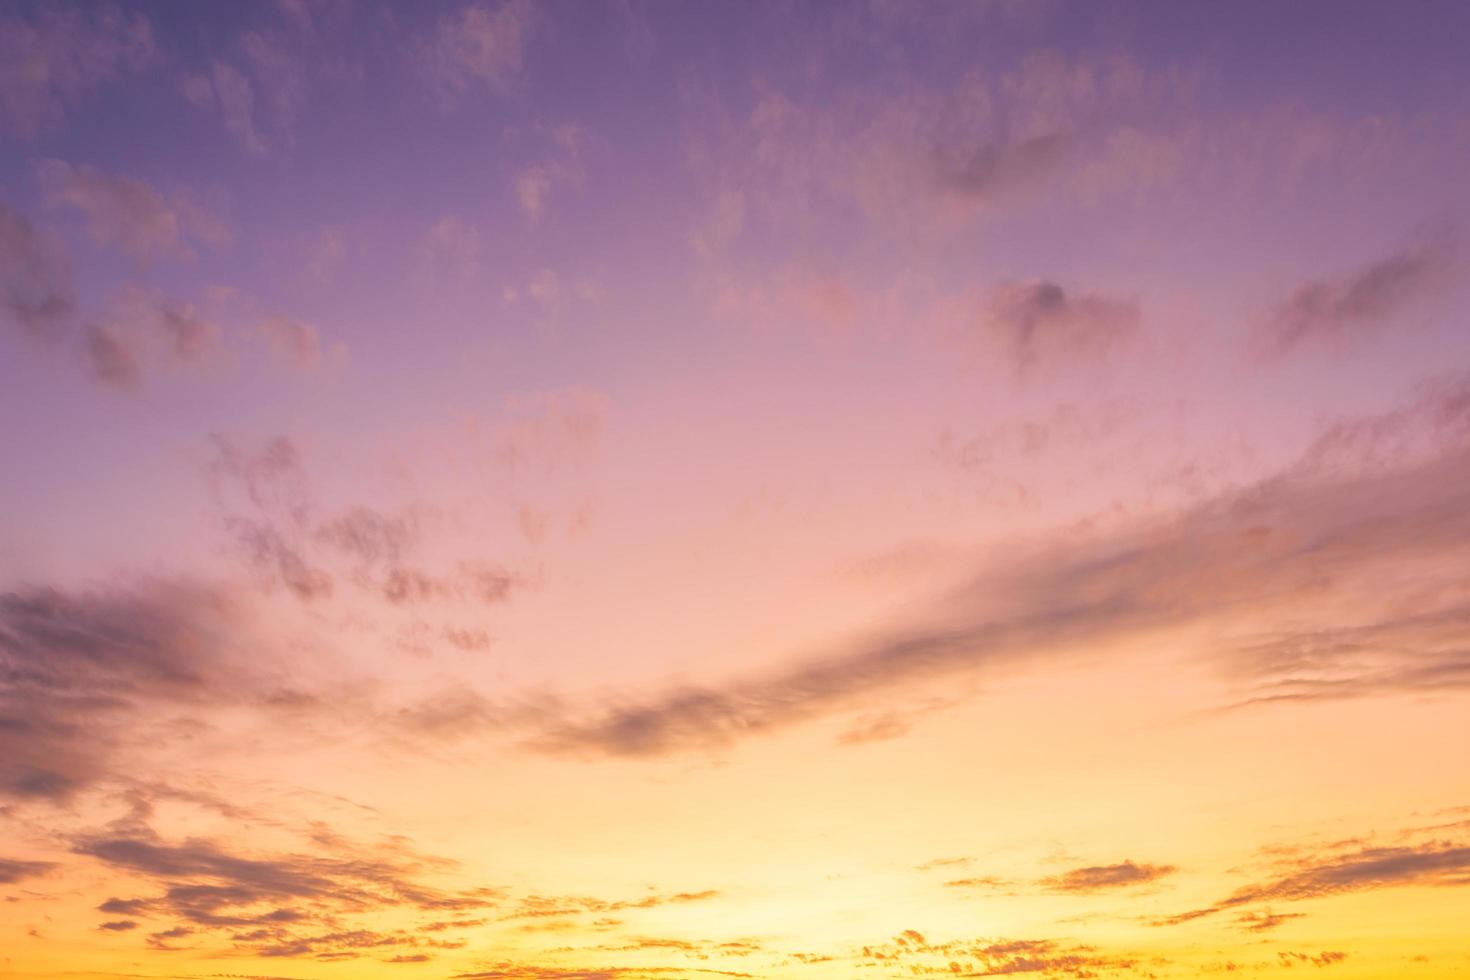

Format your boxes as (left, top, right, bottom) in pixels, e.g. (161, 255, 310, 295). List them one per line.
(2, 1, 1470, 978)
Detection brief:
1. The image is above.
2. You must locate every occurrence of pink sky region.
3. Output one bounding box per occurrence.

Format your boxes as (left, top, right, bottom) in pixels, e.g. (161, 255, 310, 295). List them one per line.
(2, 1, 1470, 977)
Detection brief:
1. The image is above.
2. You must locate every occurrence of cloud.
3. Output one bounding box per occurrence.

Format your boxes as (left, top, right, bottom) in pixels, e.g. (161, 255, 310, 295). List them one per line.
(857, 932, 1141, 977)
(417, 215, 483, 281)
(515, 125, 585, 223)
(836, 711, 913, 745)
(934, 132, 1072, 203)
(0, 201, 76, 344)
(306, 226, 348, 282)
(1160, 839, 1470, 926)
(2, 210, 233, 391)
(0, 4, 156, 137)
(494, 388, 606, 472)
(145, 925, 192, 950)
(686, 49, 1193, 258)
(226, 516, 336, 601)
(81, 321, 142, 390)
(939, 860, 1174, 897)
(187, 61, 267, 155)
(983, 280, 1140, 374)
(1230, 843, 1470, 904)
(37, 160, 229, 261)
(1263, 234, 1459, 354)
(942, 876, 1014, 891)
(1279, 951, 1348, 968)
(1235, 909, 1305, 933)
(207, 434, 312, 521)
(0, 857, 56, 883)
(181, 5, 323, 155)
(77, 287, 224, 391)
(0, 580, 252, 801)
(455, 967, 752, 979)
(1039, 860, 1176, 893)
(259, 315, 328, 369)
(500, 889, 720, 921)
(206, 435, 529, 612)
(526, 377, 1470, 758)
(74, 830, 499, 959)
(421, 0, 537, 105)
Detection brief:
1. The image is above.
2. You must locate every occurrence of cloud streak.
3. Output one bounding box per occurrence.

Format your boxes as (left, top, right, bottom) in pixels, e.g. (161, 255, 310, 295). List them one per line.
(528, 379, 1470, 758)
(1039, 861, 1176, 893)
(1263, 234, 1459, 353)
(1159, 838, 1470, 927)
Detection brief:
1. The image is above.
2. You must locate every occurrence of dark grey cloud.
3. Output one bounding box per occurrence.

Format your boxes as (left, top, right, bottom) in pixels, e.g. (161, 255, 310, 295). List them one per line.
(1264, 234, 1458, 353)
(984, 279, 1140, 374)
(528, 378, 1470, 759)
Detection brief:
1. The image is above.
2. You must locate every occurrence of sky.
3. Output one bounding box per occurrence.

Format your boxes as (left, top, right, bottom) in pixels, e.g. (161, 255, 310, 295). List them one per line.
(2, 1, 1470, 977)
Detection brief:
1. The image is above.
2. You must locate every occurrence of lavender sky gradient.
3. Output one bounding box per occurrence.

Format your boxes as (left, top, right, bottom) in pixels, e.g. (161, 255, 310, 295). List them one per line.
(2, 2, 1470, 978)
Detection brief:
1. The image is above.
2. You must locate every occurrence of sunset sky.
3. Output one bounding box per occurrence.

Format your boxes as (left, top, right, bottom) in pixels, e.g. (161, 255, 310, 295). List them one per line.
(2, 1, 1470, 978)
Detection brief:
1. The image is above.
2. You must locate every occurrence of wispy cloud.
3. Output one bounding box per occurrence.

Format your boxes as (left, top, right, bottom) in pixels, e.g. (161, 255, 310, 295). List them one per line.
(1039, 860, 1177, 893)
(857, 931, 1144, 977)
(0, 4, 156, 137)
(1159, 838, 1470, 926)
(1262, 233, 1459, 354)
(0, 580, 254, 801)
(420, 0, 537, 106)
(983, 279, 1140, 375)
(206, 434, 529, 612)
(417, 214, 483, 281)
(0, 201, 76, 344)
(37, 160, 229, 261)
(515, 125, 585, 224)
(258, 315, 329, 370)
(80, 286, 224, 391)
